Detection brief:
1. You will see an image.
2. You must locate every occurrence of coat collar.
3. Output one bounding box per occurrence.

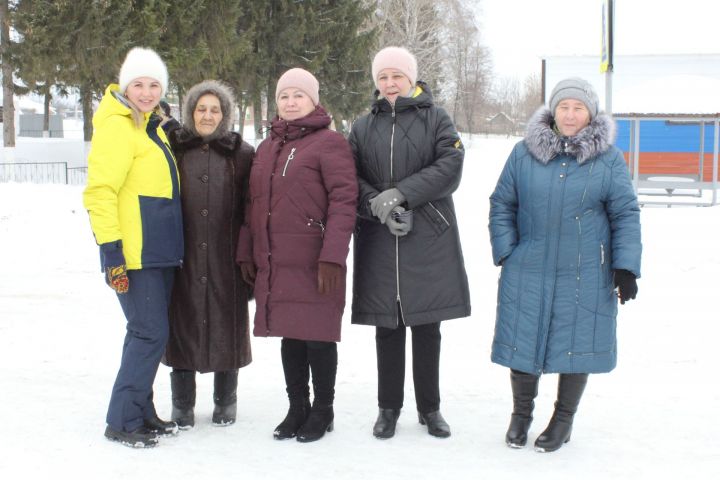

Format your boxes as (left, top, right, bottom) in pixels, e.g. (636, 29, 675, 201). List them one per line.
(371, 81, 434, 114)
(172, 128, 238, 155)
(270, 105, 331, 143)
(524, 107, 616, 164)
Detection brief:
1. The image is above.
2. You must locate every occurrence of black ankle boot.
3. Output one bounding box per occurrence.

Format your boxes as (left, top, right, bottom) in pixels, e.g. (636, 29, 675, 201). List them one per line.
(418, 410, 451, 438)
(373, 408, 401, 439)
(274, 398, 311, 440)
(213, 370, 239, 426)
(296, 405, 334, 443)
(506, 369, 539, 448)
(535, 373, 589, 453)
(170, 370, 196, 429)
(143, 414, 179, 436)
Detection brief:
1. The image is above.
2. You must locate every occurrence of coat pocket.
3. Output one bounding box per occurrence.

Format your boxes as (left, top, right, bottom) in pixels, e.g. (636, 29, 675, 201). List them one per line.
(419, 201, 452, 236)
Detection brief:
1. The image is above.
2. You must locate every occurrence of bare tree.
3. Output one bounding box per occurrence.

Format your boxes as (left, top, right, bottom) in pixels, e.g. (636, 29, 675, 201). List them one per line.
(373, 0, 445, 91)
(442, 0, 492, 134)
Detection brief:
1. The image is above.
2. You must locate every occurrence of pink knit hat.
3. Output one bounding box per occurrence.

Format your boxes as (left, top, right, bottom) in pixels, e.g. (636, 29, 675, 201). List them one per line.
(371, 46, 417, 89)
(275, 68, 320, 105)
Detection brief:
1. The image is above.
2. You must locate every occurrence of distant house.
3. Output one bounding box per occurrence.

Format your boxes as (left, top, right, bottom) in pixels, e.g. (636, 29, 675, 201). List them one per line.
(485, 112, 515, 135)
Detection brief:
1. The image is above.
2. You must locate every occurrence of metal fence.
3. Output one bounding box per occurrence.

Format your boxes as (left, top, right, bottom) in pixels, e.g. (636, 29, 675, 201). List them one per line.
(0, 162, 87, 185)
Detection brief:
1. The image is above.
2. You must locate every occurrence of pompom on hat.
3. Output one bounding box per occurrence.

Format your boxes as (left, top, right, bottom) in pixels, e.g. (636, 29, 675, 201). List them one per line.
(549, 77, 599, 119)
(118, 47, 168, 96)
(371, 46, 417, 89)
(275, 68, 320, 106)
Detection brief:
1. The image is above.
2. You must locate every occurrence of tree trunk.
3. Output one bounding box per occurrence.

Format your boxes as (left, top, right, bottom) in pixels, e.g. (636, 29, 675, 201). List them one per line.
(43, 89, 51, 138)
(252, 87, 262, 144)
(1, 0, 16, 147)
(81, 85, 94, 142)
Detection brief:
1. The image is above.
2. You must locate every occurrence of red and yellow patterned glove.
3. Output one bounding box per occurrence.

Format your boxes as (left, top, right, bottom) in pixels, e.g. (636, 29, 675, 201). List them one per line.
(100, 241, 129, 294)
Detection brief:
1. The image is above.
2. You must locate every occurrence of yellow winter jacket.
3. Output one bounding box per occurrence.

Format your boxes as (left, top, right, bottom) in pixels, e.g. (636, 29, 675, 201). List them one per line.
(83, 84, 183, 270)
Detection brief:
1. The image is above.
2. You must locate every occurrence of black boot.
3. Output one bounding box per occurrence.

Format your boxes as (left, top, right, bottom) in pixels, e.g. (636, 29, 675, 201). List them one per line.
(418, 410, 451, 438)
(534, 373, 589, 453)
(373, 408, 401, 439)
(296, 341, 337, 443)
(170, 369, 196, 429)
(104, 425, 159, 448)
(274, 338, 311, 440)
(144, 414, 179, 436)
(143, 393, 178, 436)
(213, 370, 239, 426)
(506, 369, 539, 448)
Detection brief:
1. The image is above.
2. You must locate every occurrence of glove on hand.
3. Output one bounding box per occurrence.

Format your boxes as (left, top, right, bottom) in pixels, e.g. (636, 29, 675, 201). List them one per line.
(100, 241, 129, 294)
(370, 188, 405, 224)
(318, 261, 343, 295)
(385, 206, 411, 237)
(240, 262, 257, 287)
(613, 269, 638, 304)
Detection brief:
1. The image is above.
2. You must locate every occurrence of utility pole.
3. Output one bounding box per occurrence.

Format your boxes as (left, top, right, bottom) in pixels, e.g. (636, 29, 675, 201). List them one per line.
(601, 0, 615, 114)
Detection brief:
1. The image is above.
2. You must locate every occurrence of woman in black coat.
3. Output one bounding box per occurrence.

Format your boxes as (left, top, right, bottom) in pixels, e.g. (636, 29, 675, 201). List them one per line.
(163, 80, 254, 429)
(349, 47, 471, 439)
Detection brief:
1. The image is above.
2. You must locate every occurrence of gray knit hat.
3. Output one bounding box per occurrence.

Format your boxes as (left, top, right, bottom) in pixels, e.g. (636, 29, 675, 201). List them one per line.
(549, 77, 599, 119)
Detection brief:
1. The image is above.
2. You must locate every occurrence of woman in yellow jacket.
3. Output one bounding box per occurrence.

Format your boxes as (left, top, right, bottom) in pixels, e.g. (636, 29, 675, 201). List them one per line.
(83, 47, 183, 448)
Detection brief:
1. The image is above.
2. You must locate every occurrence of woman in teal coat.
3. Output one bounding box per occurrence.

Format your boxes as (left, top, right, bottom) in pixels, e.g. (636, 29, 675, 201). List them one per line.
(489, 77, 641, 453)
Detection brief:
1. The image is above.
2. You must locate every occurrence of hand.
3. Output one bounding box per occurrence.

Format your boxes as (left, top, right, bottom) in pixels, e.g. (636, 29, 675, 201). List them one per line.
(613, 269, 637, 304)
(318, 261, 343, 295)
(385, 206, 411, 237)
(100, 241, 129, 294)
(240, 262, 256, 287)
(370, 188, 405, 224)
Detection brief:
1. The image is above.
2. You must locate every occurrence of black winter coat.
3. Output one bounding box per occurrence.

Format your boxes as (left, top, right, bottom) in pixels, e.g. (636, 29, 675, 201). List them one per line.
(349, 83, 471, 328)
(164, 129, 254, 372)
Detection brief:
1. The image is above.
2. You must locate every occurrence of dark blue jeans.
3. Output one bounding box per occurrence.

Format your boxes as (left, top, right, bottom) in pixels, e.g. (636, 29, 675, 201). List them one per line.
(106, 268, 175, 432)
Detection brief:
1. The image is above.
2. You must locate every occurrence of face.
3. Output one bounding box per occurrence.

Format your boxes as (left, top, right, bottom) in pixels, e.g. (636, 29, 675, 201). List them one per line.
(193, 94, 223, 137)
(124, 77, 162, 113)
(554, 99, 591, 137)
(377, 68, 413, 105)
(277, 88, 315, 121)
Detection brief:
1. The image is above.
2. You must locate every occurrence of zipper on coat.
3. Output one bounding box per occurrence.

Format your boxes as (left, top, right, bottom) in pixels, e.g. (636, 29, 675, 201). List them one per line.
(428, 201, 450, 227)
(282, 147, 296, 177)
(389, 104, 402, 328)
(600, 242, 605, 265)
(307, 217, 326, 238)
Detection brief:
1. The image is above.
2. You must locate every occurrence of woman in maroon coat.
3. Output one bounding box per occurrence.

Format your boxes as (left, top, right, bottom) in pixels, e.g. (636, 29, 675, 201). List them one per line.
(236, 68, 357, 442)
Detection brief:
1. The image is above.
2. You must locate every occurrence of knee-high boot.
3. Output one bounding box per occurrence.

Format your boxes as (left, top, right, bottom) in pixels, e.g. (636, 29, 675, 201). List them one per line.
(534, 373, 589, 452)
(170, 370, 196, 429)
(213, 369, 238, 426)
(274, 339, 311, 440)
(506, 369, 540, 448)
(297, 341, 337, 443)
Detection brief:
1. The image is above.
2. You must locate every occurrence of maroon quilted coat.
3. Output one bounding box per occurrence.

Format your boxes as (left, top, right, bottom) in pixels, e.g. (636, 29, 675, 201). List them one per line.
(236, 106, 357, 342)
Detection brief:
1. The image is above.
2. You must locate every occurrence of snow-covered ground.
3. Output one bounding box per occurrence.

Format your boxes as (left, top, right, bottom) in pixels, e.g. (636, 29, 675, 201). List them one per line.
(1, 136, 718, 479)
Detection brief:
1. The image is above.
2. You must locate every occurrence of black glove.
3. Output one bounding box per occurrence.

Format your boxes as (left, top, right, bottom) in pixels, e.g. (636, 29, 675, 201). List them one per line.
(613, 269, 637, 305)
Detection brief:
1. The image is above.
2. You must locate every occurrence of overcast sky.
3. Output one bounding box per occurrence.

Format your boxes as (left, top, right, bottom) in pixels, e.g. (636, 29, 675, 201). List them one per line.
(476, 0, 720, 81)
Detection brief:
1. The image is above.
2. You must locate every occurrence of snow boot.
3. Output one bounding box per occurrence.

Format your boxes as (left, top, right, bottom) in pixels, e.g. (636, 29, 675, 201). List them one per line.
(104, 425, 159, 448)
(213, 370, 239, 426)
(274, 338, 311, 440)
(296, 341, 337, 443)
(534, 373, 589, 452)
(144, 414, 179, 436)
(373, 408, 401, 439)
(506, 369, 540, 448)
(170, 369, 196, 429)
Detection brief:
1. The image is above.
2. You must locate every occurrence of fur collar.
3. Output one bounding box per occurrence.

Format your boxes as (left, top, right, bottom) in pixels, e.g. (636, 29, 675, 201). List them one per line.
(524, 107, 616, 164)
(171, 128, 238, 155)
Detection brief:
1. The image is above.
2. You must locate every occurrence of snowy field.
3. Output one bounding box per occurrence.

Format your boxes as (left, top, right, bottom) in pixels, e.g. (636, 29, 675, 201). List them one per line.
(1, 136, 719, 479)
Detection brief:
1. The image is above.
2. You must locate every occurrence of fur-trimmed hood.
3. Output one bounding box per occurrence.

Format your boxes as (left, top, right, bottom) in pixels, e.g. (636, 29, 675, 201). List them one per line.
(183, 80, 235, 141)
(524, 107, 616, 164)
